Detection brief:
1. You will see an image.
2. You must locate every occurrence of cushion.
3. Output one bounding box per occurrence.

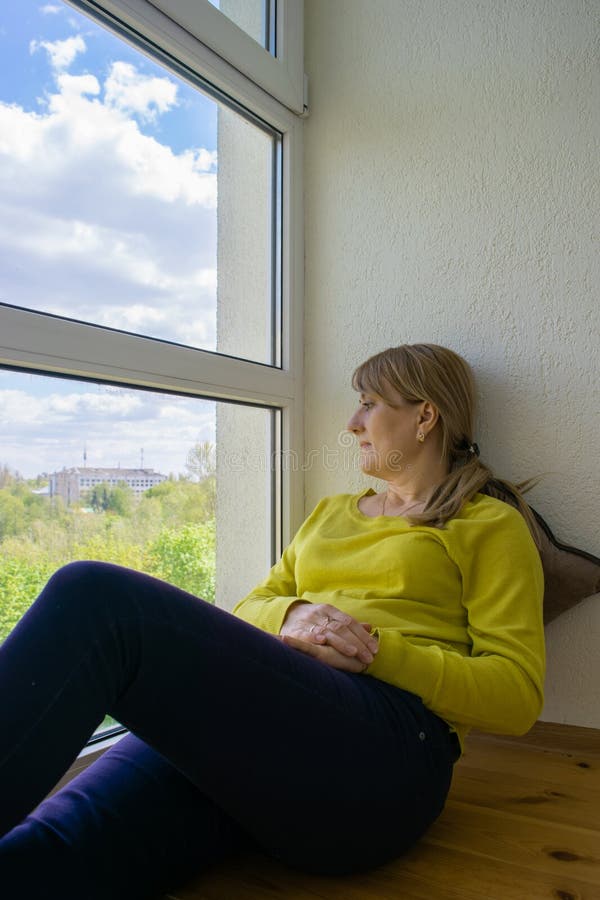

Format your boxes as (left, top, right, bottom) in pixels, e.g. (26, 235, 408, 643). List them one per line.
(530, 506, 600, 624)
(481, 484, 600, 625)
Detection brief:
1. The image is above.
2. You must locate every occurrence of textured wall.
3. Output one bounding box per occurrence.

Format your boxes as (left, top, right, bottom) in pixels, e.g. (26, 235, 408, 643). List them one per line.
(304, 0, 599, 726)
(215, 0, 273, 610)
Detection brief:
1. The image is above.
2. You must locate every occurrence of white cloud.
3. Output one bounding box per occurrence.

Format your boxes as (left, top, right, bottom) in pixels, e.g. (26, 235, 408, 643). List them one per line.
(0, 67, 216, 208)
(104, 61, 178, 123)
(30, 35, 86, 70)
(0, 379, 216, 478)
(0, 388, 142, 425)
(40, 4, 63, 13)
(0, 39, 218, 347)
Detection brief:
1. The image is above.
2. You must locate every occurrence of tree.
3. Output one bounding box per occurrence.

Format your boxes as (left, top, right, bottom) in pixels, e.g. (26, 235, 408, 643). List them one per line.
(0, 492, 26, 540)
(186, 441, 216, 481)
(144, 478, 214, 526)
(88, 481, 134, 516)
(0, 464, 21, 490)
(147, 520, 215, 600)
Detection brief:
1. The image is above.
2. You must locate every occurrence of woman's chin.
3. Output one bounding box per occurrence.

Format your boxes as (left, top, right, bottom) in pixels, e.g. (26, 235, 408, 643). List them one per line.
(359, 460, 380, 478)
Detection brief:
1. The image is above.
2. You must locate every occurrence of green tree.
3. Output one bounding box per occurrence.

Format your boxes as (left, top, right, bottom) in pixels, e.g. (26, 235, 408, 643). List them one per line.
(144, 478, 214, 527)
(147, 520, 215, 600)
(0, 464, 21, 490)
(88, 481, 134, 516)
(0, 491, 26, 540)
(0, 557, 55, 642)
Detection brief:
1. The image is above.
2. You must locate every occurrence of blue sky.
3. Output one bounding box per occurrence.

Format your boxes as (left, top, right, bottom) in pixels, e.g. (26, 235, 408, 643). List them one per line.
(0, 0, 223, 477)
(0, 2, 217, 152)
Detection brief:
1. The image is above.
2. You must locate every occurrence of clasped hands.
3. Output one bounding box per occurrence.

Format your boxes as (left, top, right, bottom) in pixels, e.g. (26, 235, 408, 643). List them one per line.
(279, 601, 379, 673)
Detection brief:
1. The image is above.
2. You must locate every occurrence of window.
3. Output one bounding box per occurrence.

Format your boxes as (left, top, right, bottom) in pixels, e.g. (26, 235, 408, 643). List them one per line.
(0, 0, 303, 741)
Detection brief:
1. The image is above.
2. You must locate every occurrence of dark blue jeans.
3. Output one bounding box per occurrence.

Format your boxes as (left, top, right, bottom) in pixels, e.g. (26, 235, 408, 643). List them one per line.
(0, 562, 460, 899)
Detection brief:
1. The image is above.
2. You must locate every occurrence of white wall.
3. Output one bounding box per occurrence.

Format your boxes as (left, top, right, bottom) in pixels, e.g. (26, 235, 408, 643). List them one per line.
(303, 0, 600, 727)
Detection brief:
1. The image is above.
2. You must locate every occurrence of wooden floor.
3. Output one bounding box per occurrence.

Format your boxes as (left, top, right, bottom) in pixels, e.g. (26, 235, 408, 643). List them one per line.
(165, 722, 600, 900)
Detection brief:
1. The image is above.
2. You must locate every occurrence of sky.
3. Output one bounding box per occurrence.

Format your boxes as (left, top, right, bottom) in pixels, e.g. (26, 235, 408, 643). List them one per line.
(0, 369, 217, 479)
(0, 0, 223, 478)
(0, 0, 219, 347)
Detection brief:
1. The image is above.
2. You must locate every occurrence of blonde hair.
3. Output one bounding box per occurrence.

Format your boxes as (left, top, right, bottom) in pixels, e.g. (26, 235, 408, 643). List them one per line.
(352, 344, 542, 548)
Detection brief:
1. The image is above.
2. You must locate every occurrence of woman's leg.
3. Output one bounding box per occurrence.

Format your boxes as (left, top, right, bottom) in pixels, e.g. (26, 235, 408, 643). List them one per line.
(0, 734, 247, 900)
(0, 561, 458, 881)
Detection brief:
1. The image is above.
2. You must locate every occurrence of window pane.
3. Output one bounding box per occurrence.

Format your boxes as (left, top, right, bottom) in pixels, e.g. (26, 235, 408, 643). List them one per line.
(207, 0, 272, 53)
(0, 0, 279, 365)
(0, 368, 273, 735)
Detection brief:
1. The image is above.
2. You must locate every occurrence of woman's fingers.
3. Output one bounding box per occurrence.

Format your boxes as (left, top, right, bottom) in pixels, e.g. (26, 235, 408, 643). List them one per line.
(279, 603, 378, 662)
(280, 635, 367, 673)
(319, 613, 378, 661)
(317, 621, 373, 663)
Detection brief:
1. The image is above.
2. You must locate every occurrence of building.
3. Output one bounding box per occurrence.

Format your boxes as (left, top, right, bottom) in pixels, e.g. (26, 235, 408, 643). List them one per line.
(48, 467, 167, 506)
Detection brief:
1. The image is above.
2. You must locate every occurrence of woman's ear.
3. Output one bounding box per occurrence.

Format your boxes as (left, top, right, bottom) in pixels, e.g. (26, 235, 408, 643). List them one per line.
(418, 401, 439, 428)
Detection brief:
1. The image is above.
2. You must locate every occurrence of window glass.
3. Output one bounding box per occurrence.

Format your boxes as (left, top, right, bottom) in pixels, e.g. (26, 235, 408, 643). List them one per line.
(0, 368, 273, 736)
(0, 0, 280, 365)
(207, 0, 272, 51)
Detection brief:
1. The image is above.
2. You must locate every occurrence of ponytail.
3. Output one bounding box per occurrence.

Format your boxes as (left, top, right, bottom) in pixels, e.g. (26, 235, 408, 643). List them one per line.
(405, 454, 543, 551)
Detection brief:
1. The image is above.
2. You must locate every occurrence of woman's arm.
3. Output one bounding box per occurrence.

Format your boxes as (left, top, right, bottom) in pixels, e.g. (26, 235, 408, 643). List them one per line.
(365, 506, 546, 735)
(232, 542, 302, 634)
(233, 543, 377, 669)
(233, 497, 378, 669)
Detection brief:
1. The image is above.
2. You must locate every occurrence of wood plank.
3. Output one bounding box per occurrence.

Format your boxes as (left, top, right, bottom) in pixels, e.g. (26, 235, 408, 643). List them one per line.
(469, 722, 600, 758)
(391, 840, 599, 900)
(425, 799, 600, 884)
(456, 739, 600, 791)
(449, 765, 600, 830)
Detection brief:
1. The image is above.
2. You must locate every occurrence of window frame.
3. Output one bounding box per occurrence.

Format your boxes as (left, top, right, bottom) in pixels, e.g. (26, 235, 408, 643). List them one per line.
(146, 0, 305, 113)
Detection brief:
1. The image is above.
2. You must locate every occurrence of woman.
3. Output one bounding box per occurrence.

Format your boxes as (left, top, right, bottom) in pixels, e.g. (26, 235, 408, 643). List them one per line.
(0, 344, 545, 899)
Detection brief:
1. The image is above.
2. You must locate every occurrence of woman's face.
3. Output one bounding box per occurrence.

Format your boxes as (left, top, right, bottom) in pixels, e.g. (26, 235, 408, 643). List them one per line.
(346, 388, 425, 479)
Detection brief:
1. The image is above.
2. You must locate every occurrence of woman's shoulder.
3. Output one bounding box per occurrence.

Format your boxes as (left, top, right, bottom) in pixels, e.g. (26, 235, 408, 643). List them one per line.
(448, 492, 538, 556)
(459, 492, 524, 523)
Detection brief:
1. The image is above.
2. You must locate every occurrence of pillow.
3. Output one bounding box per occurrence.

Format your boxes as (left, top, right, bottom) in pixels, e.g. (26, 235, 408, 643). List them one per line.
(529, 506, 600, 624)
(481, 484, 600, 624)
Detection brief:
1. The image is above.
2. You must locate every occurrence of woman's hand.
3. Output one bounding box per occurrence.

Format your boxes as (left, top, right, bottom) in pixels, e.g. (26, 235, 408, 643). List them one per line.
(279, 602, 378, 671)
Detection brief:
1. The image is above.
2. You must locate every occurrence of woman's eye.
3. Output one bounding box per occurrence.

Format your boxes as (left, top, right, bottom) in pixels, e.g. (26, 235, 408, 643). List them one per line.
(361, 401, 374, 410)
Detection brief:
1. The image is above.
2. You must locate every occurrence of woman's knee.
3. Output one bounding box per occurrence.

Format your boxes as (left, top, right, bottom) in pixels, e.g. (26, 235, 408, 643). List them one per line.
(46, 560, 118, 592)
(35, 561, 139, 638)
(43, 561, 133, 608)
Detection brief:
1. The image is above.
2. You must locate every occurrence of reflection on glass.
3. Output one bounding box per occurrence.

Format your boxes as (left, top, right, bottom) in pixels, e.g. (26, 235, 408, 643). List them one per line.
(0, 369, 272, 736)
(0, 0, 278, 364)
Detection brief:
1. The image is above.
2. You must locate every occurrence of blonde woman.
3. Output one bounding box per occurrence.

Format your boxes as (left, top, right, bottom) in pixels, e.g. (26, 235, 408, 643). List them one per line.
(0, 344, 545, 900)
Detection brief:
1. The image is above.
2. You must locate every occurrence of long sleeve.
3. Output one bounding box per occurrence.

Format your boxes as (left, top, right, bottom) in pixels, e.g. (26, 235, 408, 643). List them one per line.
(365, 503, 546, 735)
(232, 541, 301, 635)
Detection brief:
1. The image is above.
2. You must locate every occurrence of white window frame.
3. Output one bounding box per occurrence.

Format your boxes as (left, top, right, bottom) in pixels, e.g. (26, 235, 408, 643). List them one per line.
(71, 0, 305, 114)
(0, 0, 304, 572)
(147, 0, 305, 114)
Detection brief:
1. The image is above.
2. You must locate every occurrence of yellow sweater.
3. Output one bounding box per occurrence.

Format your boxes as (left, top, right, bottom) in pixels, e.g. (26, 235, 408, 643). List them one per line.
(233, 489, 546, 751)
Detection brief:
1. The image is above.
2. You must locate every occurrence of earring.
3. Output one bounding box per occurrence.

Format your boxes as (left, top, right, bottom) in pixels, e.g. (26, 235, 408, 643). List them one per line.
(417, 431, 425, 443)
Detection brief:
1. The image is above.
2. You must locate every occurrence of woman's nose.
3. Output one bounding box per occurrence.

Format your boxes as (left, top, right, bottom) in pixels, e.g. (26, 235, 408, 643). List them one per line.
(347, 410, 362, 432)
